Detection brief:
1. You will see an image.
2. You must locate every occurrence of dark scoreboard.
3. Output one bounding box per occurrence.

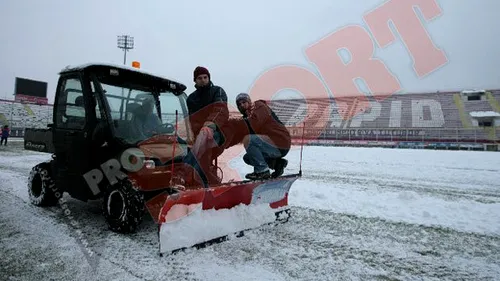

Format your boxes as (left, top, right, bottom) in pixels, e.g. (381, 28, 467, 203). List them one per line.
(14, 77, 48, 98)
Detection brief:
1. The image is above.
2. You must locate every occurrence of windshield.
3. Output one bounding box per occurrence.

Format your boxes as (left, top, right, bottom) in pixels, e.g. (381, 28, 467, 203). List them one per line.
(158, 93, 189, 140)
(98, 80, 188, 144)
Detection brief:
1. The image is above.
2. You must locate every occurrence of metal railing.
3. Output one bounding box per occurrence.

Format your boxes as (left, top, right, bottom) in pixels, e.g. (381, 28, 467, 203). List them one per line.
(286, 126, 500, 143)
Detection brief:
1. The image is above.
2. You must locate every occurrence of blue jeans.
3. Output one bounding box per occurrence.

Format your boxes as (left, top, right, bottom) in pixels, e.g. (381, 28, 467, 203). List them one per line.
(243, 134, 282, 173)
(183, 129, 222, 187)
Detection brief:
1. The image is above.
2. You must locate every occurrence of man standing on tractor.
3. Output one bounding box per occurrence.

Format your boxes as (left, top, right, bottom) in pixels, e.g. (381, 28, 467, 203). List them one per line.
(235, 93, 290, 180)
(172, 66, 229, 188)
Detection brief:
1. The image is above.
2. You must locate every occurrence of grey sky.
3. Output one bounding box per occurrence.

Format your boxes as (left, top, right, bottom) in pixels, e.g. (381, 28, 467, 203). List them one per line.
(1, 0, 499, 105)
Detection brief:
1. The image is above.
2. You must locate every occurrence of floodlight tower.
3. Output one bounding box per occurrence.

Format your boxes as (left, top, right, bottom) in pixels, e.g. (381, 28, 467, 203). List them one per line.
(117, 35, 134, 65)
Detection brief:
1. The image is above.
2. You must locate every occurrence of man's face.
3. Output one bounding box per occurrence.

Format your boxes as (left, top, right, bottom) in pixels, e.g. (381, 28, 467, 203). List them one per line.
(195, 74, 210, 87)
(237, 99, 251, 114)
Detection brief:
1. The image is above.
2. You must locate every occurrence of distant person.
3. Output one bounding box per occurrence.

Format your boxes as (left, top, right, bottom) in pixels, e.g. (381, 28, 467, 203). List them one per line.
(1, 125, 10, 146)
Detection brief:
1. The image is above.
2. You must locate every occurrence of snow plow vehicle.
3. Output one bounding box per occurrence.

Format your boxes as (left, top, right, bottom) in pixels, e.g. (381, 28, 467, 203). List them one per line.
(24, 63, 302, 255)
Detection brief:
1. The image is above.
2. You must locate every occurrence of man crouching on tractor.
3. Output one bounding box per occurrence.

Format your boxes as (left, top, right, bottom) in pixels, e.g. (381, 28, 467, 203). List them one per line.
(235, 93, 291, 180)
(171, 66, 229, 189)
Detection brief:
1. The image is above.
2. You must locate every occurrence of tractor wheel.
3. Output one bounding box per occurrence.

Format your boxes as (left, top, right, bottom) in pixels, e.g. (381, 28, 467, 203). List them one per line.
(102, 179, 145, 233)
(28, 163, 61, 207)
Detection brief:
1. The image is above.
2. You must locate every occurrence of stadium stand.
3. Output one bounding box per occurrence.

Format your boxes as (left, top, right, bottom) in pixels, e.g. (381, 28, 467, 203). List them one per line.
(1, 89, 499, 151)
(0, 99, 52, 137)
(263, 89, 500, 151)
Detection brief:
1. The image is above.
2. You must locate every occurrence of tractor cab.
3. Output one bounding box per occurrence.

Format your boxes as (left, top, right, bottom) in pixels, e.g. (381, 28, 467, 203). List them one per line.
(51, 63, 192, 201)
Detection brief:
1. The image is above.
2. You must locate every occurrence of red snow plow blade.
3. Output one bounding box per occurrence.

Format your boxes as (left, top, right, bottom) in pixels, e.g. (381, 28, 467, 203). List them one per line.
(153, 174, 300, 255)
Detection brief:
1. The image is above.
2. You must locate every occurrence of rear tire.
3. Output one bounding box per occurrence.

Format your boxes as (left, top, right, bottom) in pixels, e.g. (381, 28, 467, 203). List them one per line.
(102, 179, 145, 233)
(28, 163, 61, 207)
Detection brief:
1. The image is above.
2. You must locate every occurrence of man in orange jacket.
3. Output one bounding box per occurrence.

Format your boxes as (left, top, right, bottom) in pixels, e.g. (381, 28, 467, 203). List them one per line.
(235, 93, 290, 180)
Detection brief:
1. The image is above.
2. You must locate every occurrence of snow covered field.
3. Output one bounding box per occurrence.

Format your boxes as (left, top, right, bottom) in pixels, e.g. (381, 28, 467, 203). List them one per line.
(1, 141, 500, 281)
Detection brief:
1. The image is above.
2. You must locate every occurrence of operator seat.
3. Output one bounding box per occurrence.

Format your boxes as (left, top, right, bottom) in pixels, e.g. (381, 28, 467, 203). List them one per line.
(126, 103, 142, 121)
(67, 96, 85, 128)
(125, 102, 144, 141)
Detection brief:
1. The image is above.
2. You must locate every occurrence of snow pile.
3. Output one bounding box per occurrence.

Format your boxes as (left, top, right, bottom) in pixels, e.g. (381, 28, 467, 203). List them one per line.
(159, 203, 280, 254)
(469, 111, 500, 118)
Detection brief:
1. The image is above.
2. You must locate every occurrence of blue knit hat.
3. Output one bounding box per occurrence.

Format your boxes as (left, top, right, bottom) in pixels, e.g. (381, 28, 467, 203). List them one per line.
(236, 93, 251, 103)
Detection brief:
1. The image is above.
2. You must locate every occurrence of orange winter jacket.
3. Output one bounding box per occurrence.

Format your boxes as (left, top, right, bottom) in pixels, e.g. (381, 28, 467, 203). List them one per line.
(243, 100, 291, 156)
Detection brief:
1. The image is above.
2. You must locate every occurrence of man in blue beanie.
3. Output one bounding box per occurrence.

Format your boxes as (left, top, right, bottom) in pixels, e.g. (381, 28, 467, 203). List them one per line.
(235, 93, 290, 179)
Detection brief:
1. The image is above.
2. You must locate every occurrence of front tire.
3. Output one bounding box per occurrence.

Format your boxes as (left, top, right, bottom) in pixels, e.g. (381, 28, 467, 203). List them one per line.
(102, 179, 145, 233)
(28, 163, 61, 206)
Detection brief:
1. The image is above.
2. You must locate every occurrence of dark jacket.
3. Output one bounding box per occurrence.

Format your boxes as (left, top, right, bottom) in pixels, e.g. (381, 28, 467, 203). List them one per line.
(1, 127, 9, 138)
(186, 82, 229, 145)
(244, 100, 291, 156)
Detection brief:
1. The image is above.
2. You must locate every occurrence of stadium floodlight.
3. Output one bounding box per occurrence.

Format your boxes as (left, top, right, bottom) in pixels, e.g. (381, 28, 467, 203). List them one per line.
(117, 35, 134, 65)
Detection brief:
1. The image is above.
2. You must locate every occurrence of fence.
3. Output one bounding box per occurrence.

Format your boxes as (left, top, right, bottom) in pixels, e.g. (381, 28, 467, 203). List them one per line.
(287, 126, 500, 143)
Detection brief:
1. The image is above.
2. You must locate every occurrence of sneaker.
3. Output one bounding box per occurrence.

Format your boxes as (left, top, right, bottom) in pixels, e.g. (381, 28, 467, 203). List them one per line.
(271, 158, 288, 178)
(265, 158, 277, 170)
(245, 170, 271, 180)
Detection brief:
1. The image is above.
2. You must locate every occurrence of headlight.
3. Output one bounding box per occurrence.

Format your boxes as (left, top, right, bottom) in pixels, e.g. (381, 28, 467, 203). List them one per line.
(144, 160, 155, 169)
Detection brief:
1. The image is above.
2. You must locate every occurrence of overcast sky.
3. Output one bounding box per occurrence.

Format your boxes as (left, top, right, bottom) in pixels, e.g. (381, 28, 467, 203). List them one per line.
(0, 0, 499, 105)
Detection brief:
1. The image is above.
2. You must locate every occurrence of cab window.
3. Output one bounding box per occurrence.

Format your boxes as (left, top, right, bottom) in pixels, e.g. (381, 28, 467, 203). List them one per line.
(55, 77, 86, 129)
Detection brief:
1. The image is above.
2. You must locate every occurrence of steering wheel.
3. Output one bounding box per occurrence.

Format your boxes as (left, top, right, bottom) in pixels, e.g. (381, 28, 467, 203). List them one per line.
(158, 123, 175, 134)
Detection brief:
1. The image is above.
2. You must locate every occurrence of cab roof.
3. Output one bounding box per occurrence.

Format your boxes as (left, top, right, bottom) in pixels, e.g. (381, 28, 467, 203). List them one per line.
(59, 63, 187, 92)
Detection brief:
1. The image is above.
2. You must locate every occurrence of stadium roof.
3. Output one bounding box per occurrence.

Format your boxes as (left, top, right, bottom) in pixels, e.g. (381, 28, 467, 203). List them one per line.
(469, 111, 500, 118)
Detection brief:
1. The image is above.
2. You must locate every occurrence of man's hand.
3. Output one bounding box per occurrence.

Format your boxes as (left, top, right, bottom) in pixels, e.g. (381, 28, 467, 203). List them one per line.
(199, 126, 214, 140)
(191, 125, 217, 156)
(244, 105, 254, 117)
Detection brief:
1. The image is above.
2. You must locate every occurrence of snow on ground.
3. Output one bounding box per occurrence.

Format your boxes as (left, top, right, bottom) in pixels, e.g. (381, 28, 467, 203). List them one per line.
(289, 146, 500, 236)
(1, 141, 500, 281)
